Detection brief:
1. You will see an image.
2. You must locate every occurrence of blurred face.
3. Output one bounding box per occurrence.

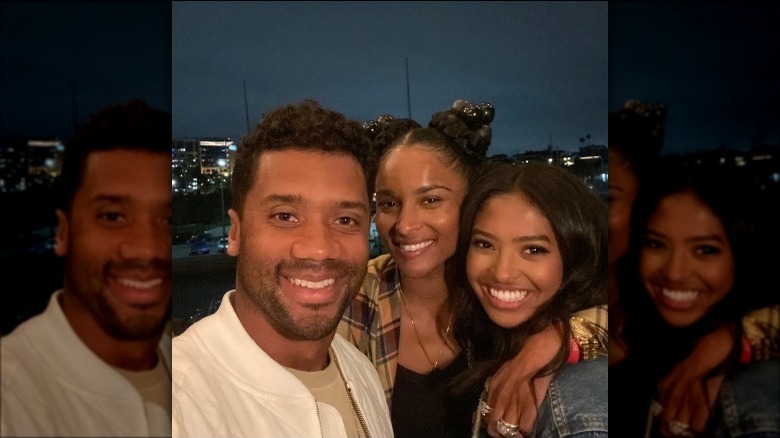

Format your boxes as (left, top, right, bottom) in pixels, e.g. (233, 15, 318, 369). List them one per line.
(640, 191, 734, 327)
(56, 150, 172, 340)
(467, 193, 563, 329)
(608, 148, 639, 265)
(228, 150, 369, 341)
(374, 145, 466, 279)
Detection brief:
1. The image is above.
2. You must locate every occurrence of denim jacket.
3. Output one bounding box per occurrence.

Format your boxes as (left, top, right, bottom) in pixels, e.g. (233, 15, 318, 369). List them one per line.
(472, 357, 608, 438)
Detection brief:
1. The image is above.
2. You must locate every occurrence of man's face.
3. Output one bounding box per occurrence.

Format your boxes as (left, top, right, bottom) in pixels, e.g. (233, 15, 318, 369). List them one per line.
(56, 150, 172, 340)
(228, 149, 370, 341)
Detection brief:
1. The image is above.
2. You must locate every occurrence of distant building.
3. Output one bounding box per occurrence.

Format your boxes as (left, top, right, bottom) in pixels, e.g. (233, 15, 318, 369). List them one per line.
(172, 137, 236, 194)
(0, 138, 64, 193)
(487, 143, 607, 200)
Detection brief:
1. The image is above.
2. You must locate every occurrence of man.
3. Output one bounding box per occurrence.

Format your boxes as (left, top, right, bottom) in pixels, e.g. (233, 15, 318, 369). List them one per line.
(172, 101, 393, 437)
(1, 100, 173, 436)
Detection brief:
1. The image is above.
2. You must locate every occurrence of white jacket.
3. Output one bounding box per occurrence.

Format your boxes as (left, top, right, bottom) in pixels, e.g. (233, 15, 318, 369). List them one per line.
(1, 290, 172, 437)
(172, 290, 393, 438)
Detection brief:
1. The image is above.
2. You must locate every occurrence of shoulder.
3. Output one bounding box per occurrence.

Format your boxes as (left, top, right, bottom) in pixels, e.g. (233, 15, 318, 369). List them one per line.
(364, 253, 394, 284)
(332, 334, 376, 371)
(1, 310, 50, 373)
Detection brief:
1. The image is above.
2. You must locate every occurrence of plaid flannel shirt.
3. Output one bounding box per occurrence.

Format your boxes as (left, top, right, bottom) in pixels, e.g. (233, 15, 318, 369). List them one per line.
(337, 254, 609, 406)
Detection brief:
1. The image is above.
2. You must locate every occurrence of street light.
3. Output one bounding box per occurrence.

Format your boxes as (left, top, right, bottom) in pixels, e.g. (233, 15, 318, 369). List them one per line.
(220, 177, 226, 239)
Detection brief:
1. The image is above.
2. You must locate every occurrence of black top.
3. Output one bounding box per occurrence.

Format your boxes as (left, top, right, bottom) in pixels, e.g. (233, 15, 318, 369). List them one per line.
(390, 352, 482, 438)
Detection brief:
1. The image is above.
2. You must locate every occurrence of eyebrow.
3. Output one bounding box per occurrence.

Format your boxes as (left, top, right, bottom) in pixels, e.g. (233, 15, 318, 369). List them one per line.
(89, 194, 131, 205)
(376, 184, 454, 197)
(261, 194, 368, 213)
(645, 229, 727, 244)
(472, 228, 552, 244)
(260, 193, 305, 205)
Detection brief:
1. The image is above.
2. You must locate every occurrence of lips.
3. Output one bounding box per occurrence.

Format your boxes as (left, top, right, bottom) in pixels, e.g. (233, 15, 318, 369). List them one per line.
(488, 287, 529, 303)
(281, 272, 342, 306)
(397, 239, 434, 253)
(288, 277, 335, 289)
(109, 274, 167, 306)
(480, 282, 531, 310)
(655, 286, 701, 310)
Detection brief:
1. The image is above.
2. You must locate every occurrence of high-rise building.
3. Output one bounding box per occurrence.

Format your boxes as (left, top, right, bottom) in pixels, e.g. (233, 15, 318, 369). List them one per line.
(0, 138, 64, 193)
(172, 137, 236, 194)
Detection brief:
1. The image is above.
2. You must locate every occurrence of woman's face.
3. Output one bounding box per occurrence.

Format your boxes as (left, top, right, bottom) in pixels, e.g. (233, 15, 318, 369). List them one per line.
(466, 192, 563, 329)
(608, 148, 639, 266)
(374, 145, 466, 279)
(639, 191, 734, 327)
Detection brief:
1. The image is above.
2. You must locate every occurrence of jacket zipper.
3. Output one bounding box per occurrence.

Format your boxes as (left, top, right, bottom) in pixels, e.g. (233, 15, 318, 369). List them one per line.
(333, 352, 371, 438)
(345, 380, 371, 438)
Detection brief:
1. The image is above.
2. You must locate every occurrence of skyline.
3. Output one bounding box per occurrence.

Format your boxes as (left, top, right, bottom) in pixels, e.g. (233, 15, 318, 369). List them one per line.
(172, 2, 608, 156)
(2, 3, 777, 157)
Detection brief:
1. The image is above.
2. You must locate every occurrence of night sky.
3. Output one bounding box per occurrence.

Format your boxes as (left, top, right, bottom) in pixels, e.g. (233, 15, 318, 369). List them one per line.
(6, 3, 774, 158)
(609, 2, 780, 155)
(0, 2, 171, 141)
(172, 2, 608, 156)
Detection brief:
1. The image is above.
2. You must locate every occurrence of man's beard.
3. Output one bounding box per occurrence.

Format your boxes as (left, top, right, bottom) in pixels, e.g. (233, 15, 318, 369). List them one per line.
(65, 257, 170, 341)
(237, 256, 365, 341)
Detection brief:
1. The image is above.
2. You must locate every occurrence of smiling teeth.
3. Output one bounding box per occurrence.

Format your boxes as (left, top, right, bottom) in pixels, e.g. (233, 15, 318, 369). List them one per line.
(400, 240, 434, 252)
(290, 278, 335, 289)
(662, 288, 699, 302)
(489, 288, 528, 303)
(118, 278, 162, 289)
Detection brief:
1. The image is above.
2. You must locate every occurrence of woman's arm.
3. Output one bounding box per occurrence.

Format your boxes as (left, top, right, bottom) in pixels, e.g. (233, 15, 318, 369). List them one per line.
(656, 305, 779, 437)
(481, 305, 608, 437)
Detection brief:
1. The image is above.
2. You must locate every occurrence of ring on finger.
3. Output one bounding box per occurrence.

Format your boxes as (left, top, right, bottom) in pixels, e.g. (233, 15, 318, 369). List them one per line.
(668, 420, 695, 437)
(497, 419, 524, 438)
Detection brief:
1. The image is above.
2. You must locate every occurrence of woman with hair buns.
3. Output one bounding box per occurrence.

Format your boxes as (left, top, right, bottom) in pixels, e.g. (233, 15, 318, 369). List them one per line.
(338, 100, 607, 437)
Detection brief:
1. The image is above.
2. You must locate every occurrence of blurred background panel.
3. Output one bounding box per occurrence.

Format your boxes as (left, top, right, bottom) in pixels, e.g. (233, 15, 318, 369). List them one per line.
(0, 1, 171, 335)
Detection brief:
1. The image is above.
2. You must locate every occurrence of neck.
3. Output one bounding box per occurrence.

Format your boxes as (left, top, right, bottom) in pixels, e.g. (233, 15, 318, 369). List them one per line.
(59, 292, 161, 371)
(398, 267, 449, 308)
(232, 290, 332, 372)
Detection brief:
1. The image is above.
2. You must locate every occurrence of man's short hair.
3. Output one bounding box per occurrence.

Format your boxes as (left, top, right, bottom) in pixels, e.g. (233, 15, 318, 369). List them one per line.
(59, 99, 171, 213)
(232, 100, 372, 215)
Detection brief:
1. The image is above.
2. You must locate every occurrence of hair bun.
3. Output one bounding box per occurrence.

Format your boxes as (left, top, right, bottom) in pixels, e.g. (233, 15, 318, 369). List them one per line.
(431, 99, 494, 160)
(362, 114, 421, 158)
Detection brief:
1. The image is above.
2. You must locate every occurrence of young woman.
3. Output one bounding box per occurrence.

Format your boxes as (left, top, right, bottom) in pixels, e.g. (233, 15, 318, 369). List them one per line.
(339, 101, 607, 437)
(611, 162, 779, 437)
(451, 161, 609, 438)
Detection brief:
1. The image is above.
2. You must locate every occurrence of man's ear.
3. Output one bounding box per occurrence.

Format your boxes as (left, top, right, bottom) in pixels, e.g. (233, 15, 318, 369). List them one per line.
(54, 209, 69, 257)
(227, 208, 240, 257)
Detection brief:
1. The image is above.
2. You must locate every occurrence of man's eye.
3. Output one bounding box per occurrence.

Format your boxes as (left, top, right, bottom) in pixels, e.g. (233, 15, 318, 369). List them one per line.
(337, 217, 359, 227)
(273, 212, 297, 222)
(98, 212, 124, 222)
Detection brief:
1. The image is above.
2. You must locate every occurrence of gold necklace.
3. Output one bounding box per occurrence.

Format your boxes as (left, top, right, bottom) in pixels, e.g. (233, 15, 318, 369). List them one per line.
(396, 271, 453, 372)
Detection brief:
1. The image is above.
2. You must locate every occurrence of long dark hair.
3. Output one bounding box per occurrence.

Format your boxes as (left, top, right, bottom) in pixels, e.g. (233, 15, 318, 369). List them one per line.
(451, 161, 607, 391)
(617, 160, 772, 374)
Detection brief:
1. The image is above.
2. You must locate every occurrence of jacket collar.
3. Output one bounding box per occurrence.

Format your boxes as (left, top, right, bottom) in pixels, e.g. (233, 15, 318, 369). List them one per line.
(26, 290, 172, 398)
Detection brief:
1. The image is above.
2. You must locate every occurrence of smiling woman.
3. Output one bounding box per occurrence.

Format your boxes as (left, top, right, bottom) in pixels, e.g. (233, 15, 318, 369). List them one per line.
(611, 160, 780, 437)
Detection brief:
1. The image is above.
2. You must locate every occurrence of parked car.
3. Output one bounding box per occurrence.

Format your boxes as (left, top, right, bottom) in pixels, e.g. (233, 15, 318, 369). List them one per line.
(189, 240, 210, 256)
(217, 237, 229, 253)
